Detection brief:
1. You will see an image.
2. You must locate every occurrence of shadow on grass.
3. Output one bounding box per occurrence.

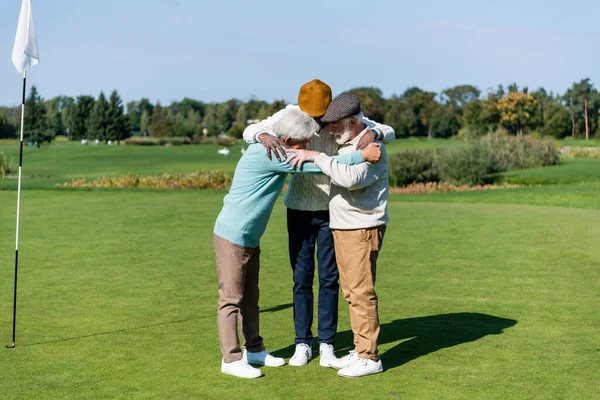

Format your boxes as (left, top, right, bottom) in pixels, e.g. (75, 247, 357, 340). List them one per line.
(22, 315, 213, 347)
(19, 302, 292, 348)
(272, 312, 517, 370)
(21, 303, 294, 347)
(261, 303, 293, 314)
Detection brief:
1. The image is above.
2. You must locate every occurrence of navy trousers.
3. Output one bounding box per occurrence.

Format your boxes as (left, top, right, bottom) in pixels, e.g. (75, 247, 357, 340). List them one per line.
(287, 208, 339, 345)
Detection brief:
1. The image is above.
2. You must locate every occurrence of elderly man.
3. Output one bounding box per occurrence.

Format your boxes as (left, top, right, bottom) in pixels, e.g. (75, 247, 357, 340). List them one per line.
(287, 93, 389, 378)
(243, 80, 395, 367)
(214, 108, 381, 379)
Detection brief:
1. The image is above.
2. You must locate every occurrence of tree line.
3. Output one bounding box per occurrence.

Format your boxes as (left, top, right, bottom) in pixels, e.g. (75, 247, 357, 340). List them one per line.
(1, 78, 598, 145)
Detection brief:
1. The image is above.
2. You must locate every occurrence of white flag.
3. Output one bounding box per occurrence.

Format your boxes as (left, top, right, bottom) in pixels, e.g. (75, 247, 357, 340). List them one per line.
(12, 0, 39, 74)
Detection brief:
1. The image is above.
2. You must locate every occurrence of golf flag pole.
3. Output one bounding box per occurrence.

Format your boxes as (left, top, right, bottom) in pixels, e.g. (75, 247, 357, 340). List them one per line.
(9, 0, 39, 349)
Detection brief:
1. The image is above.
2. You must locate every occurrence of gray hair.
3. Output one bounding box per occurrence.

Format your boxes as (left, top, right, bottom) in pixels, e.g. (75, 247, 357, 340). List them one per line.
(271, 109, 319, 142)
(339, 112, 364, 131)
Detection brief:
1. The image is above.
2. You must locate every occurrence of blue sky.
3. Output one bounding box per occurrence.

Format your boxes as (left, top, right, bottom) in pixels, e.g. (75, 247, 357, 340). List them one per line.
(2, 0, 600, 106)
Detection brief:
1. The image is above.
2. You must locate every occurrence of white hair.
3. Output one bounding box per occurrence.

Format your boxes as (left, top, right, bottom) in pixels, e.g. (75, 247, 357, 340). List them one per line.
(340, 112, 364, 130)
(271, 109, 319, 143)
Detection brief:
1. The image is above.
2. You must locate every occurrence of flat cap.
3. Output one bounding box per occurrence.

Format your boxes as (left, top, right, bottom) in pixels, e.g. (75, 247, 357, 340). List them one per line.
(320, 93, 361, 124)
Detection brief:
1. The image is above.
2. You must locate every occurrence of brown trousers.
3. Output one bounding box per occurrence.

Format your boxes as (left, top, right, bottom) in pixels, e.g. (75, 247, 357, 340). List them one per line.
(214, 234, 265, 362)
(332, 225, 386, 361)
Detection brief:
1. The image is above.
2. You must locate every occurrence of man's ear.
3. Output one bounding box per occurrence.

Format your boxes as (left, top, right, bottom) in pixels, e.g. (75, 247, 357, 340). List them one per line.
(284, 137, 292, 146)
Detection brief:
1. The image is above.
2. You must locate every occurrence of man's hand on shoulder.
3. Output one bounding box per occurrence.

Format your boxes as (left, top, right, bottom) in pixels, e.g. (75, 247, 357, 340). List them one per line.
(258, 133, 288, 161)
(360, 143, 381, 163)
(286, 149, 320, 169)
(356, 129, 377, 150)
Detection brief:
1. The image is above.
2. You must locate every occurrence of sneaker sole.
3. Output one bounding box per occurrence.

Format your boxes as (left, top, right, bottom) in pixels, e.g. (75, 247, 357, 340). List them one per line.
(289, 359, 310, 367)
(221, 370, 263, 379)
(319, 359, 338, 368)
(337, 369, 383, 378)
(264, 361, 286, 367)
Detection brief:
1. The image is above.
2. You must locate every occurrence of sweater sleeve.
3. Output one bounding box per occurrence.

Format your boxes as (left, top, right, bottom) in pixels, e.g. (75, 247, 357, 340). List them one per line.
(267, 150, 365, 174)
(242, 105, 298, 144)
(313, 153, 381, 190)
(362, 116, 396, 144)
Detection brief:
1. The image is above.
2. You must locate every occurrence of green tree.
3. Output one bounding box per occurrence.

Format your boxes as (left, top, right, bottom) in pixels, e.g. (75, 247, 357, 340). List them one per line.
(462, 99, 487, 136)
(46, 98, 66, 138)
(24, 86, 51, 147)
(106, 90, 130, 144)
(267, 100, 286, 117)
(226, 104, 248, 139)
(149, 102, 171, 137)
(126, 101, 140, 133)
(441, 85, 481, 110)
(179, 98, 205, 120)
(58, 96, 76, 138)
(71, 96, 95, 140)
(564, 78, 599, 139)
(246, 99, 268, 119)
(256, 104, 269, 121)
(87, 92, 109, 140)
(346, 87, 386, 122)
(543, 103, 572, 139)
(530, 88, 554, 132)
(399, 87, 439, 137)
(236, 104, 247, 126)
(384, 98, 417, 138)
(441, 85, 480, 128)
(0, 112, 17, 139)
(216, 102, 235, 133)
(140, 109, 150, 136)
(430, 106, 460, 138)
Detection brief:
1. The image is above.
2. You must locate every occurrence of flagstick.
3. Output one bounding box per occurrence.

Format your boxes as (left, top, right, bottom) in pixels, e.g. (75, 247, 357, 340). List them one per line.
(8, 69, 27, 349)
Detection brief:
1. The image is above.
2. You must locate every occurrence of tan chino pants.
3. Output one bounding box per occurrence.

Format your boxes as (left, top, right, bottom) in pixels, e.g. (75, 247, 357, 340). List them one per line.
(214, 234, 265, 362)
(332, 225, 386, 361)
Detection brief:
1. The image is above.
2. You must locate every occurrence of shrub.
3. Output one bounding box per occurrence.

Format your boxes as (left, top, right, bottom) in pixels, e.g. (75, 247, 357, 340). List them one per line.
(434, 142, 491, 186)
(60, 170, 232, 190)
(187, 135, 240, 146)
(481, 132, 559, 172)
(0, 151, 12, 178)
(124, 136, 189, 146)
(387, 132, 560, 187)
(562, 147, 600, 159)
(388, 149, 438, 187)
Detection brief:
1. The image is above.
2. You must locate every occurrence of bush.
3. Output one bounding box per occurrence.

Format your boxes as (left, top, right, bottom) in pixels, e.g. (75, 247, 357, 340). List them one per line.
(187, 135, 240, 146)
(226, 124, 245, 139)
(562, 147, 600, 158)
(60, 170, 233, 190)
(387, 133, 560, 187)
(124, 136, 190, 146)
(388, 149, 438, 187)
(481, 132, 559, 172)
(0, 151, 12, 177)
(434, 142, 491, 186)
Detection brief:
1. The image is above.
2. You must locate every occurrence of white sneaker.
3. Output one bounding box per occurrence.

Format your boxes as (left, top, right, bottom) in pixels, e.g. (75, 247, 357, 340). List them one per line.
(221, 359, 262, 379)
(328, 350, 358, 370)
(243, 350, 286, 367)
(338, 357, 383, 378)
(289, 343, 312, 367)
(319, 343, 338, 367)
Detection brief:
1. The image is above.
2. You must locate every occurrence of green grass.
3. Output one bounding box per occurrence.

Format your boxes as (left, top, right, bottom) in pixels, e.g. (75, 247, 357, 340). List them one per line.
(0, 190, 598, 399)
(0, 138, 598, 398)
(0, 138, 460, 190)
(558, 138, 600, 148)
(495, 158, 600, 185)
(385, 137, 465, 154)
(392, 182, 600, 210)
(0, 141, 247, 190)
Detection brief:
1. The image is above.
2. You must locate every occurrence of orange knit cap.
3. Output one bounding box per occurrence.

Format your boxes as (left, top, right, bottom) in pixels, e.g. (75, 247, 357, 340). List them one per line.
(297, 79, 332, 118)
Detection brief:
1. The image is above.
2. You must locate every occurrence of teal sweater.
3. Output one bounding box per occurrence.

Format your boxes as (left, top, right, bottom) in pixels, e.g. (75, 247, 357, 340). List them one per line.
(214, 143, 364, 248)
